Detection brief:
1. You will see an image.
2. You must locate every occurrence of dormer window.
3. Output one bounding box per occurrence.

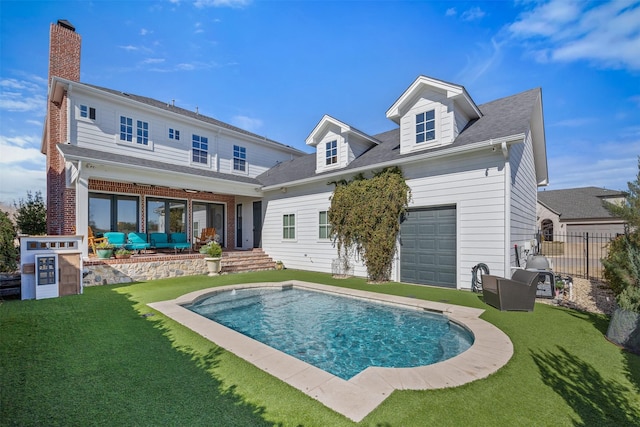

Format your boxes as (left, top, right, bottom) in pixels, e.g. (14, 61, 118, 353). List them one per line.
(325, 140, 337, 165)
(416, 110, 435, 143)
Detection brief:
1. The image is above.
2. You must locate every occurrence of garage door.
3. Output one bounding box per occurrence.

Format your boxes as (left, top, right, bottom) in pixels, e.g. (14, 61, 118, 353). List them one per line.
(400, 206, 456, 288)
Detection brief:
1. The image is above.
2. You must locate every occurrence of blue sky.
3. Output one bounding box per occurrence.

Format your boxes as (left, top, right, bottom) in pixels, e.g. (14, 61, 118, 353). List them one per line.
(1, 0, 639, 205)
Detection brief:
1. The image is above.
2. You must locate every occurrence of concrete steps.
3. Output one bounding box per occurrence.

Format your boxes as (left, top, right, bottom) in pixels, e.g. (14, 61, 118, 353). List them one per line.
(221, 249, 276, 273)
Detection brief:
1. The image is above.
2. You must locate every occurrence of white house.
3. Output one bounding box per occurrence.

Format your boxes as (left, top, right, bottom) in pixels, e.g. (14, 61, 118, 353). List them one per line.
(44, 20, 548, 289)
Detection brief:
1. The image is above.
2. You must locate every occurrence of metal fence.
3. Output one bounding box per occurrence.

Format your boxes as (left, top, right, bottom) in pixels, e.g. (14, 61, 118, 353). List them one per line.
(537, 232, 619, 281)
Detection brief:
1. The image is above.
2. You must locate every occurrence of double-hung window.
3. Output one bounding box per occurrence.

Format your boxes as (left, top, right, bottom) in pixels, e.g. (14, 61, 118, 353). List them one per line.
(120, 116, 133, 142)
(283, 214, 295, 239)
(319, 211, 331, 239)
(192, 134, 208, 164)
(416, 110, 435, 143)
(136, 120, 149, 145)
(325, 140, 337, 165)
(233, 145, 246, 172)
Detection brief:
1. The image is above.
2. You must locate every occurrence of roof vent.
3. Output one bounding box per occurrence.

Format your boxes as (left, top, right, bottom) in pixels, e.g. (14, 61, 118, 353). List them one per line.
(57, 19, 75, 32)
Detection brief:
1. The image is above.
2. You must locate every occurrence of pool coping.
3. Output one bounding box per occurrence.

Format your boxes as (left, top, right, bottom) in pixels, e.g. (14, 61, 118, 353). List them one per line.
(148, 281, 513, 422)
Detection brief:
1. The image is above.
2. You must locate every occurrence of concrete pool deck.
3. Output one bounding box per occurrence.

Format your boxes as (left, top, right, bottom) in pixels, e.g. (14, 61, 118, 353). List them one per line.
(148, 281, 513, 422)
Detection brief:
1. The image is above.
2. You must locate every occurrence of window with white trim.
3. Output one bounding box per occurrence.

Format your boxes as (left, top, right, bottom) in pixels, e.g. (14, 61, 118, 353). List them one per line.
(416, 110, 435, 143)
(136, 120, 149, 145)
(233, 145, 246, 171)
(319, 211, 331, 239)
(192, 134, 208, 164)
(120, 116, 133, 142)
(79, 105, 96, 120)
(325, 140, 337, 165)
(283, 214, 295, 239)
(169, 128, 180, 141)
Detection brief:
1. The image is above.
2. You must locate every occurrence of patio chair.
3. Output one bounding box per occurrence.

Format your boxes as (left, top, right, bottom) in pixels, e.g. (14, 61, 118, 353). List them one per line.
(482, 269, 540, 311)
(194, 227, 216, 249)
(87, 227, 107, 255)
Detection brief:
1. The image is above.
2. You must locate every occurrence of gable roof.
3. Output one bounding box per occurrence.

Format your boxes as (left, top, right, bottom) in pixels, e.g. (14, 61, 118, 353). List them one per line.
(386, 75, 482, 123)
(258, 87, 543, 188)
(538, 186, 627, 220)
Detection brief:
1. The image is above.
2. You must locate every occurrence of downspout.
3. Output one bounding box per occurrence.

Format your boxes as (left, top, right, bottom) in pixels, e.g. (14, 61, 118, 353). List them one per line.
(501, 141, 511, 276)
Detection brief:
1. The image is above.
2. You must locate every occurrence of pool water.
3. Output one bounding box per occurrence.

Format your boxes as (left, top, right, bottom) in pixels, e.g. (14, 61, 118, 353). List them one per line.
(186, 287, 473, 380)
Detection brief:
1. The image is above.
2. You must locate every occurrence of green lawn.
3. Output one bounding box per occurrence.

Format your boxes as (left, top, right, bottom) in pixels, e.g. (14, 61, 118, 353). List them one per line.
(1, 270, 639, 426)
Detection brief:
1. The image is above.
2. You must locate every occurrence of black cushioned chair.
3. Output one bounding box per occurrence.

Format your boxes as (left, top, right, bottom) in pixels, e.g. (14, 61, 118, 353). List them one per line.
(482, 269, 540, 311)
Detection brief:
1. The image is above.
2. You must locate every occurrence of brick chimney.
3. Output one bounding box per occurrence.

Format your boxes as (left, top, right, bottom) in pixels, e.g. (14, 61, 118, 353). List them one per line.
(45, 20, 81, 235)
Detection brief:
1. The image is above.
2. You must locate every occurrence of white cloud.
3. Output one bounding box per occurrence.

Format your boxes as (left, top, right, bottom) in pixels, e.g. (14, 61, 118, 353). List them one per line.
(445, 8, 457, 17)
(142, 58, 165, 64)
(456, 37, 503, 83)
(194, 0, 251, 8)
(461, 7, 486, 21)
(551, 117, 595, 127)
(0, 134, 46, 204)
(509, 0, 640, 70)
(231, 115, 263, 132)
(0, 78, 46, 114)
(119, 45, 139, 51)
(140, 28, 152, 36)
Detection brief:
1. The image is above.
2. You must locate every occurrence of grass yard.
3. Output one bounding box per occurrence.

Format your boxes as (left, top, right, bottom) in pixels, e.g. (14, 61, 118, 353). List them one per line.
(1, 270, 639, 426)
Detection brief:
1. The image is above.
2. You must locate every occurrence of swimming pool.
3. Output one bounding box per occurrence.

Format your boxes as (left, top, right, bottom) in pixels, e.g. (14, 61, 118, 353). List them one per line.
(186, 286, 473, 380)
(149, 281, 513, 422)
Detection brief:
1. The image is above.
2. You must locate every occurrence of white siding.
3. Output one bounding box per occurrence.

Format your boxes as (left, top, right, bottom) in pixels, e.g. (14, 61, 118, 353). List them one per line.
(262, 182, 367, 276)
(70, 90, 299, 180)
(314, 126, 346, 173)
(509, 131, 538, 268)
(403, 150, 508, 285)
(262, 150, 509, 288)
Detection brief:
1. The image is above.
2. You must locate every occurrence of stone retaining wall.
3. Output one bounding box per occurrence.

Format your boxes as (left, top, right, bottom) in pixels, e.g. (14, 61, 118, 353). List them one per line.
(83, 254, 207, 286)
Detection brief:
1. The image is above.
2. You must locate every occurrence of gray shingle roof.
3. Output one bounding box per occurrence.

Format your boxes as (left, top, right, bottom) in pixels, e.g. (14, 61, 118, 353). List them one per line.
(538, 186, 627, 220)
(257, 87, 541, 187)
(84, 83, 303, 154)
(57, 144, 262, 185)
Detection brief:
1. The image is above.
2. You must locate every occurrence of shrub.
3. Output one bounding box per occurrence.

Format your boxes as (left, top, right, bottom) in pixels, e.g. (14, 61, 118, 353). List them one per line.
(0, 210, 18, 272)
(329, 166, 411, 283)
(603, 157, 640, 312)
(14, 191, 46, 235)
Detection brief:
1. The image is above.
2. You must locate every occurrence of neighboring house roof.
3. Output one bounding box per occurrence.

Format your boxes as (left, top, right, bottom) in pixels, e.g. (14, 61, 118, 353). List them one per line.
(57, 144, 262, 186)
(258, 87, 542, 188)
(538, 186, 627, 221)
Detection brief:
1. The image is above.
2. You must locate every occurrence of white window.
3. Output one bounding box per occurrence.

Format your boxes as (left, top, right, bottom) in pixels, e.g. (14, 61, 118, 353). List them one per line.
(283, 214, 295, 239)
(192, 134, 208, 164)
(79, 105, 96, 120)
(169, 128, 180, 141)
(120, 116, 133, 142)
(416, 110, 435, 143)
(233, 145, 246, 172)
(319, 211, 331, 239)
(325, 140, 337, 165)
(136, 120, 149, 145)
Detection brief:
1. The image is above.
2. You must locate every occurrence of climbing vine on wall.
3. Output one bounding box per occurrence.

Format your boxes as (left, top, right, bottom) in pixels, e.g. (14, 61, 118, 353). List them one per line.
(328, 166, 411, 282)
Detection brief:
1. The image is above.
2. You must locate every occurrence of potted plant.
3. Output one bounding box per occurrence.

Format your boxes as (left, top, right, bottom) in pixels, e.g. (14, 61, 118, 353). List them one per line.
(95, 241, 114, 259)
(114, 248, 132, 259)
(199, 241, 222, 276)
(603, 157, 640, 353)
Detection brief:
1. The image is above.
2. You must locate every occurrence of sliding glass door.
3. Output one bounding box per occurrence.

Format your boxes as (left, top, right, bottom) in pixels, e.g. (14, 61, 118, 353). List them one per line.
(193, 202, 225, 246)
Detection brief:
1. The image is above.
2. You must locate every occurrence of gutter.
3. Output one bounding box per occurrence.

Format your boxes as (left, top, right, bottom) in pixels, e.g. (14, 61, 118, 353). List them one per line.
(262, 133, 525, 191)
